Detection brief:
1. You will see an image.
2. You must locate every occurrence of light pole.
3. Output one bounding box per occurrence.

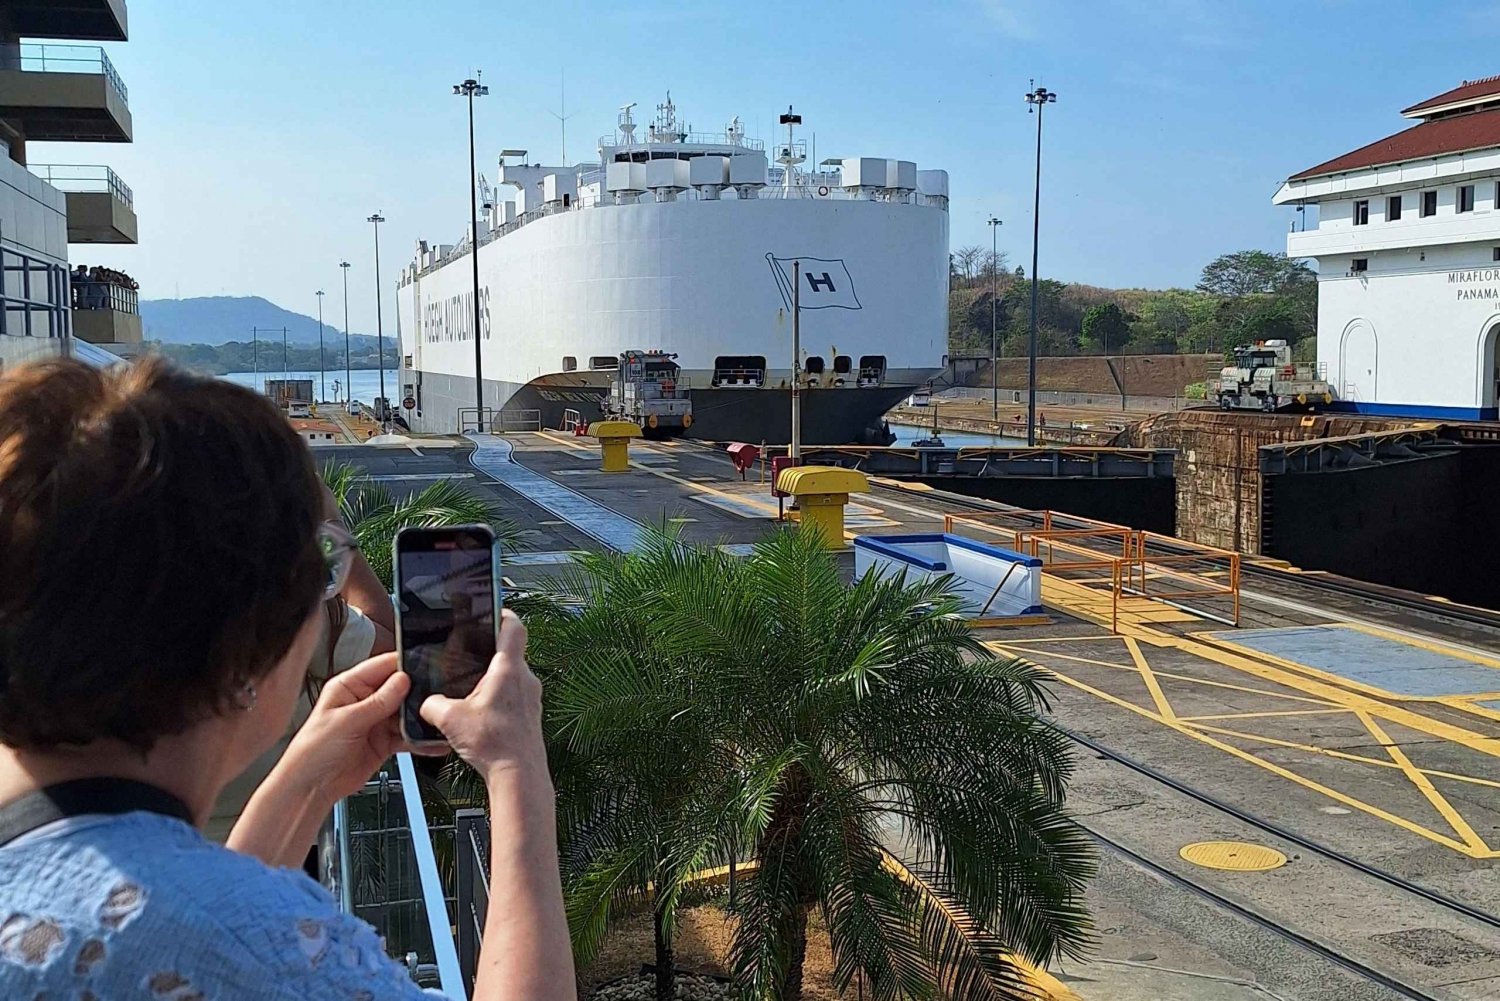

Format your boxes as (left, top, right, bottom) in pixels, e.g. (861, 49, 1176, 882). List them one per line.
(454, 73, 489, 433)
(1024, 82, 1056, 447)
(791, 259, 801, 462)
(987, 215, 1002, 420)
(368, 213, 386, 426)
(340, 261, 352, 407)
(316, 290, 326, 403)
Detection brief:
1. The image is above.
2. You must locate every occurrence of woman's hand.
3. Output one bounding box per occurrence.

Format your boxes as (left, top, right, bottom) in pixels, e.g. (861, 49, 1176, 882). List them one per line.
(280, 653, 411, 802)
(420, 609, 545, 787)
(230, 654, 410, 868)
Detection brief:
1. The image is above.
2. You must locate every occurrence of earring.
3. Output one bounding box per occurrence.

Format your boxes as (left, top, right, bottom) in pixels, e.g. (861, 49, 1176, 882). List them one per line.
(234, 680, 257, 712)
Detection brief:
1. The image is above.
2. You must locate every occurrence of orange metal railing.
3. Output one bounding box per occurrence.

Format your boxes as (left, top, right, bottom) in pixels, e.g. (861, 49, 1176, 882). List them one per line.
(939, 510, 1242, 631)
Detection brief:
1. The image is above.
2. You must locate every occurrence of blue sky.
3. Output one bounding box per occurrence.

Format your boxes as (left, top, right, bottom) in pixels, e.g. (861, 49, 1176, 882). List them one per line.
(44, 0, 1488, 333)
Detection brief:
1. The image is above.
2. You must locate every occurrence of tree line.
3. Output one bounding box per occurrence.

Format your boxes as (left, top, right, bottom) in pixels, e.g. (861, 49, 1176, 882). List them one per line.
(948, 248, 1317, 361)
(151, 338, 400, 376)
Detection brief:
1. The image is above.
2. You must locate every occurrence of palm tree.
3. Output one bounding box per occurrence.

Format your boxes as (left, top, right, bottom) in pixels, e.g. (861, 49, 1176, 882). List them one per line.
(536, 527, 1095, 1001)
(321, 460, 515, 590)
(531, 536, 727, 1001)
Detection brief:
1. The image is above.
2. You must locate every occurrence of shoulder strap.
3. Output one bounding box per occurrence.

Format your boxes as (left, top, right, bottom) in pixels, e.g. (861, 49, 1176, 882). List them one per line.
(0, 777, 193, 847)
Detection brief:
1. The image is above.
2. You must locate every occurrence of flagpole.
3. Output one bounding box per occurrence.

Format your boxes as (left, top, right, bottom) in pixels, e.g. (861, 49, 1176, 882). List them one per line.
(791, 259, 801, 462)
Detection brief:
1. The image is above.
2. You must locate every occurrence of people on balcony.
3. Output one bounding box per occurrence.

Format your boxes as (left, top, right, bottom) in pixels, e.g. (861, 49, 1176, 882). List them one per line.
(0, 358, 574, 1001)
(70, 265, 140, 311)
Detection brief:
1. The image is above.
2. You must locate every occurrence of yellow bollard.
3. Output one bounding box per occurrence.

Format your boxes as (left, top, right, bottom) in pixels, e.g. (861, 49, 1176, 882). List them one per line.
(591, 420, 643, 472)
(774, 466, 870, 547)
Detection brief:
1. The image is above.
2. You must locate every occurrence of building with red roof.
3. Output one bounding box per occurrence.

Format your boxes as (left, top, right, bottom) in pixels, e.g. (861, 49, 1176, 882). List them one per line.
(1274, 78, 1500, 418)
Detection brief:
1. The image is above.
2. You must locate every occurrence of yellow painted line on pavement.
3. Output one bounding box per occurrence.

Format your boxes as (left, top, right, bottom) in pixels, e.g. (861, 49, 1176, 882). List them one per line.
(998, 645, 1493, 857)
(1442, 698, 1500, 724)
(1356, 710, 1491, 853)
(1176, 708, 1352, 722)
(537, 429, 594, 453)
(1126, 636, 1175, 722)
(997, 635, 1125, 645)
(1193, 631, 1500, 705)
(1178, 721, 1500, 792)
(1340, 620, 1500, 669)
(994, 643, 1340, 708)
(1037, 581, 1500, 759)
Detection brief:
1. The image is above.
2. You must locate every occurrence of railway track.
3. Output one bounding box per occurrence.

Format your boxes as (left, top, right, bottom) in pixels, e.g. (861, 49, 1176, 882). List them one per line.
(1069, 728, 1500, 1001)
(1086, 825, 1447, 1001)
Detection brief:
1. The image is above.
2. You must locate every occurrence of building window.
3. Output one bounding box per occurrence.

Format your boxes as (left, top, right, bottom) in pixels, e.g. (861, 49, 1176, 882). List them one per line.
(1460, 185, 1476, 213)
(1422, 190, 1438, 217)
(562, 356, 577, 372)
(1493, 247, 1500, 262)
(1386, 195, 1402, 221)
(1352, 200, 1369, 226)
(1351, 258, 1369, 274)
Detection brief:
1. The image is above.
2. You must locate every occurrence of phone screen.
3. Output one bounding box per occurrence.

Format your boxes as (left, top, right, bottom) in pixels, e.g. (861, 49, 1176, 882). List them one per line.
(396, 526, 498, 744)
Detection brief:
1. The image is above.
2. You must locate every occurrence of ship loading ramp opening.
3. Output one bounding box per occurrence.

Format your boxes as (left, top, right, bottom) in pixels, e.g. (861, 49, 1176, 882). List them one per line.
(323, 430, 1500, 1001)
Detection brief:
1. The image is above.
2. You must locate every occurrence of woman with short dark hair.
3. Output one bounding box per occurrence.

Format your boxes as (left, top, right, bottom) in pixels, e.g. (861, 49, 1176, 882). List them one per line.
(0, 358, 573, 1000)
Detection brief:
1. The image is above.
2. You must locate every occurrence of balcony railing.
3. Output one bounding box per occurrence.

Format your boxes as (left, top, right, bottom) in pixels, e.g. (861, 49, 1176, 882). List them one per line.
(4, 44, 129, 104)
(71, 279, 136, 314)
(30, 164, 132, 206)
(327, 753, 469, 999)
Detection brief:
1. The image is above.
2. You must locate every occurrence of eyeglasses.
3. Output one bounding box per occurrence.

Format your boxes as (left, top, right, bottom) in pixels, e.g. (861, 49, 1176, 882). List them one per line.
(318, 521, 360, 599)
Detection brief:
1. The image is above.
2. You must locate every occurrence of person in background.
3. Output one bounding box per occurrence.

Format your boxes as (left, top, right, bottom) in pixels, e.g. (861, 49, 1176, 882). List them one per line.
(70, 265, 91, 310)
(0, 358, 573, 1001)
(85, 266, 106, 309)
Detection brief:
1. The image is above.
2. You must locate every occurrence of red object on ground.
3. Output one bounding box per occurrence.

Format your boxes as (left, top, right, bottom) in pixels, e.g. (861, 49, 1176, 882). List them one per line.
(770, 455, 798, 498)
(727, 442, 760, 480)
(574, 421, 589, 436)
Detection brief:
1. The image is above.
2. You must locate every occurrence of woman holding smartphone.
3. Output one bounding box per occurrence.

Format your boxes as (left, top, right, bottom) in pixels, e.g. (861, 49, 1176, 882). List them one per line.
(0, 358, 574, 1001)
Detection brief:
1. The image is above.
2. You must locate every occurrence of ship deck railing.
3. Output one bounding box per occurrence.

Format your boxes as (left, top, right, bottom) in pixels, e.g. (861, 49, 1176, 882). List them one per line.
(596, 132, 767, 151)
(405, 182, 945, 284)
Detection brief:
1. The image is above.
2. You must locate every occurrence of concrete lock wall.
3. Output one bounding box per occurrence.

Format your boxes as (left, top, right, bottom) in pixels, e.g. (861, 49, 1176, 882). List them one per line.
(1117, 410, 1416, 554)
(1264, 452, 1466, 602)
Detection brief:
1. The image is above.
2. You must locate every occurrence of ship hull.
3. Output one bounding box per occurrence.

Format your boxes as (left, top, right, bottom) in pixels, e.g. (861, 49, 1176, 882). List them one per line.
(405, 367, 908, 444)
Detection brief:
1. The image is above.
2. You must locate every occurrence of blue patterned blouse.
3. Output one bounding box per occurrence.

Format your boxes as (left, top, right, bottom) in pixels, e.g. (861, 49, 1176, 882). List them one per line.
(0, 811, 446, 1000)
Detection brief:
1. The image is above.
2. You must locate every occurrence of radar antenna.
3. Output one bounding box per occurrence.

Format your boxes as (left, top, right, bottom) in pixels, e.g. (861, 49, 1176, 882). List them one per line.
(618, 102, 637, 144)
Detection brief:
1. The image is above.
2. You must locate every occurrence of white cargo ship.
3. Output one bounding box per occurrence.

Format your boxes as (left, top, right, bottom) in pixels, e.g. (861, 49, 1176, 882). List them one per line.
(395, 97, 950, 443)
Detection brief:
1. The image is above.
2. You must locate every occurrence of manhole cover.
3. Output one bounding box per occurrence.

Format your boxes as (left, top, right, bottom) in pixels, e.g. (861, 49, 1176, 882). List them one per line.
(1179, 841, 1287, 871)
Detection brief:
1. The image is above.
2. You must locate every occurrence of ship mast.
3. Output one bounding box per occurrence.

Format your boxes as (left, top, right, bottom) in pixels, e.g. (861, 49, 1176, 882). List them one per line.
(777, 105, 804, 191)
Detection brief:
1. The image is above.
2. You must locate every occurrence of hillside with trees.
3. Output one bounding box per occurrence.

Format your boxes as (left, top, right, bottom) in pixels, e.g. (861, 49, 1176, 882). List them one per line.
(948, 248, 1316, 362)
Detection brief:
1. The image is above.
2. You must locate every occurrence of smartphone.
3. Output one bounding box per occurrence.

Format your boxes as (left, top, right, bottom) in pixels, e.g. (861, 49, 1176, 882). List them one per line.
(393, 524, 501, 748)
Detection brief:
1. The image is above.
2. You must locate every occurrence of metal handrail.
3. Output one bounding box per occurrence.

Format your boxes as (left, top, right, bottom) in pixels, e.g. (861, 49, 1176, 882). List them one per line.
(71, 280, 137, 315)
(10, 44, 128, 103)
(0, 237, 71, 339)
(395, 753, 467, 1000)
(29, 164, 133, 206)
(599, 132, 766, 151)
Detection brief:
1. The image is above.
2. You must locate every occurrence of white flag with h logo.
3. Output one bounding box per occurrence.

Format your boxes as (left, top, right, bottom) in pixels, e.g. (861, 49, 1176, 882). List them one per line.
(766, 255, 862, 311)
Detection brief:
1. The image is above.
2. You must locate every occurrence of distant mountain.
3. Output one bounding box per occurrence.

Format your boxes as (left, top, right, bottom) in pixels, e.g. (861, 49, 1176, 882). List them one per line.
(139, 296, 380, 348)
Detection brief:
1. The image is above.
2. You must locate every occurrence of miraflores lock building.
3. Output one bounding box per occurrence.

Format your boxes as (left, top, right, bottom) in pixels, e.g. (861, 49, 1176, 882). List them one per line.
(0, 0, 139, 369)
(1275, 75, 1500, 420)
